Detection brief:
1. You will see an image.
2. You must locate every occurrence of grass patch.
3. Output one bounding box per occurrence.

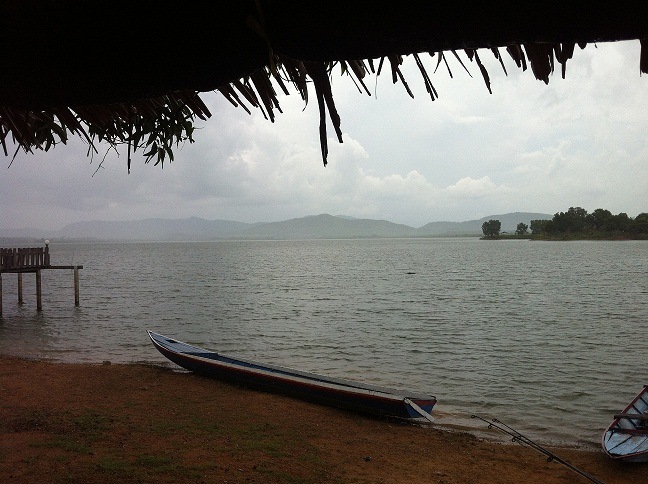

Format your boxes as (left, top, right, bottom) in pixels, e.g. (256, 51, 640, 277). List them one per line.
(97, 454, 203, 480)
(5, 409, 59, 433)
(20, 455, 40, 467)
(188, 415, 224, 435)
(134, 454, 175, 472)
(31, 436, 92, 454)
(146, 411, 225, 439)
(147, 419, 190, 438)
(97, 456, 134, 476)
(234, 421, 322, 465)
(71, 410, 113, 438)
(234, 422, 287, 457)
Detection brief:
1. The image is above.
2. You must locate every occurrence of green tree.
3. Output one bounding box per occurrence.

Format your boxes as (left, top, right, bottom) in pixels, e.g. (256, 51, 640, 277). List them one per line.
(530, 207, 644, 238)
(552, 206, 589, 233)
(515, 223, 529, 235)
(530, 219, 550, 235)
(587, 208, 613, 231)
(632, 213, 648, 234)
(609, 212, 632, 233)
(482, 219, 501, 238)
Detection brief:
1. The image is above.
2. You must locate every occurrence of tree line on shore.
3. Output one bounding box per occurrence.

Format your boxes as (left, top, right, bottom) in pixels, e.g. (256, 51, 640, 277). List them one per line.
(482, 207, 648, 239)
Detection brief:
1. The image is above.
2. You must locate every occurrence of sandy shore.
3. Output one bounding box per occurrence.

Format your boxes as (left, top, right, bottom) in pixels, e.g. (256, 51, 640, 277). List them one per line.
(1, 355, 645, 483)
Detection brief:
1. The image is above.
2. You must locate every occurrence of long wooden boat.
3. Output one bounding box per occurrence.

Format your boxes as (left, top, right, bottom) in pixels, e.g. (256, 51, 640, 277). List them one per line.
(602, 385, 648, 462)
(147, 331, 436, 421)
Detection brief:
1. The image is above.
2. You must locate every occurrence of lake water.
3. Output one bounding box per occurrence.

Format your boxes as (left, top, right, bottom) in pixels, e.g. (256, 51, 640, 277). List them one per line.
(0, 238, 646, 448)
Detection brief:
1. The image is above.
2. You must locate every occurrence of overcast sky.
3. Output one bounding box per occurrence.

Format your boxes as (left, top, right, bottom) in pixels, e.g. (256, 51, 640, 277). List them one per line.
(2, 40, 647, 230)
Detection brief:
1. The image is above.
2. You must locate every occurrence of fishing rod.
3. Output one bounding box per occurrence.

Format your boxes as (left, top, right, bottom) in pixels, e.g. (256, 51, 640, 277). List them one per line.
(471, 415, 604, 484)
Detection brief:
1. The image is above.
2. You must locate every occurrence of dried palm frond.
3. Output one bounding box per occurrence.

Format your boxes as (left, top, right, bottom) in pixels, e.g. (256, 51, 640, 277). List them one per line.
(1, 40, 646, 169)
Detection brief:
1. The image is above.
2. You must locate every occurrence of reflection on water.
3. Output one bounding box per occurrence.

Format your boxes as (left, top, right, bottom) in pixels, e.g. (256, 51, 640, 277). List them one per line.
(1, 238, 646, 447)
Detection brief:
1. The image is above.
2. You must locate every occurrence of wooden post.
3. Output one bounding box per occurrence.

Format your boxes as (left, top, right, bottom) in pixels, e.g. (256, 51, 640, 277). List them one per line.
(74, 266, 80, 306)
(17, 272, 23, 304)
(0, 273, 3, 316)
(36, 270, 42, 311)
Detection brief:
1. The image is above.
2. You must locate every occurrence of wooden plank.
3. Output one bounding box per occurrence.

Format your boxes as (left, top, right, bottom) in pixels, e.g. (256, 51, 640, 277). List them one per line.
(1, 265, 84, 273)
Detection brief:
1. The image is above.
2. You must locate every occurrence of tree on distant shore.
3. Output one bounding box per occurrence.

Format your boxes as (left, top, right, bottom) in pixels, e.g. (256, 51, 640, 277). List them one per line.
(530, 219, 550, 235)
(634, 213, 648, 233)
(516, 223, 529, 235)
(482, 219, 501, 238)
(529, 207, 648, 237)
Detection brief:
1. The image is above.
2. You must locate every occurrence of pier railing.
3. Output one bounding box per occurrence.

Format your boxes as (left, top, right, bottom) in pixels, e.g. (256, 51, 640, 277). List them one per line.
(0, 247, 51, 272)
(0, 245, 83, 314)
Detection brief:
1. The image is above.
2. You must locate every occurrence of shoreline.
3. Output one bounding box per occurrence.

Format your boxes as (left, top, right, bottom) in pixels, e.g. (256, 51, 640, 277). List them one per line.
(2, 355, 647, 483)
(0, 349, 603, 449)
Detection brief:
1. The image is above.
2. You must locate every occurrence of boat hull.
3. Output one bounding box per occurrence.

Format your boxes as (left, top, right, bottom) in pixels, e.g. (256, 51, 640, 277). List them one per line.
(602, 385, 648, 462)
(148, 331, 436, 421)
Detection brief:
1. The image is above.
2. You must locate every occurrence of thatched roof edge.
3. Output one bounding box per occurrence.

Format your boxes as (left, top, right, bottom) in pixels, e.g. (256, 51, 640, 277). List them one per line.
(1, 2, 648, 168)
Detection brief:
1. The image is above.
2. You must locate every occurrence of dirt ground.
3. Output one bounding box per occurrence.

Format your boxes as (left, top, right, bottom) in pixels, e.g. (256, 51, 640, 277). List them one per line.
(1, 355, 646, 483)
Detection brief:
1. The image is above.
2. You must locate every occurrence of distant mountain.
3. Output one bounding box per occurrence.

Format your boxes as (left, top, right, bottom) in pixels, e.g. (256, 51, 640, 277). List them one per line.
(58, 217, 253, 241)
(0, 228, 52, 240)
(0, 212, 552, 242)
(235, 214, 418, 239)
(0, 217, 254, 242)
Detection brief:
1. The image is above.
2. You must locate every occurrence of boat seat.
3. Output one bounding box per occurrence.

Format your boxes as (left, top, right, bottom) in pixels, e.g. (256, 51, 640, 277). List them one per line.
(610, 427, 648, 435)
(614, 413, 648, 421)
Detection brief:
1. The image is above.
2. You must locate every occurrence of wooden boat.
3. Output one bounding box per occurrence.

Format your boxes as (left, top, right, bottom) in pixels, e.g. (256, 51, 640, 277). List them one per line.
(147, 331, 436, 421)
(602, 385, 648, 462)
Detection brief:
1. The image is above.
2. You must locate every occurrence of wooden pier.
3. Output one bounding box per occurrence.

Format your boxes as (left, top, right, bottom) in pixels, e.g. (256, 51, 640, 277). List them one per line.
(0, 243, 83, 314)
